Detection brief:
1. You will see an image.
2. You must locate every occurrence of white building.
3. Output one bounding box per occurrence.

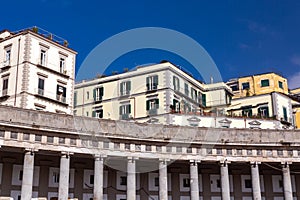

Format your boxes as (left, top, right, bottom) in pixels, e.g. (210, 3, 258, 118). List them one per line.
(0, 27, 77, 114)
(74, 61, 233, 123)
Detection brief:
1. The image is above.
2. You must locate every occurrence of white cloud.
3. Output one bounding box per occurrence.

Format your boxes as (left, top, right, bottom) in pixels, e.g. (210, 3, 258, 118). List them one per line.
(288, 71, 300, 89)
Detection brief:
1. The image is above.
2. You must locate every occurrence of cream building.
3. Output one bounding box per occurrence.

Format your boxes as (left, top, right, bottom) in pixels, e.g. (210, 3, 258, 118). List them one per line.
(0, 27, 77, 114)
(74, 61, 233, 124)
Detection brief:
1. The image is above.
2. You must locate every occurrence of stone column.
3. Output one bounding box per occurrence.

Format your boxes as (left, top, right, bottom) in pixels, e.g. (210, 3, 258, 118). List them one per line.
(58, 153, 70, 200)
(21, 150, 35, 200)
(251, 162, 262, 200)
(282, 162, 293, 200)
(94, 156, 104, 200)
(127, 157, 136, 200)
(190, 161, 199, 200)
(159, 160, 168, 200)
(220, 161, 230, 200)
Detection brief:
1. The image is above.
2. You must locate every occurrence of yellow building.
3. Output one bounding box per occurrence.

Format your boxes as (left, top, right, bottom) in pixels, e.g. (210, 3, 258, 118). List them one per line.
(227, 72, 288, 99)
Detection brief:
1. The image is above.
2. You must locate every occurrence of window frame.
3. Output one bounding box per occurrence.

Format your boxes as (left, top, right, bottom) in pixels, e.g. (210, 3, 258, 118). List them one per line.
(146, 75, 158, 91)
(173, 76, 180, 91)
(120, 81, 131, 96)
(261, 79, 270, 87)
(242, 82, 250, 90)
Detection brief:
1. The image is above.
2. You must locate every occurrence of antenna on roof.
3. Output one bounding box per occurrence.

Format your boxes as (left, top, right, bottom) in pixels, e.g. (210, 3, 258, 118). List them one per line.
(210, 76, 214, 84)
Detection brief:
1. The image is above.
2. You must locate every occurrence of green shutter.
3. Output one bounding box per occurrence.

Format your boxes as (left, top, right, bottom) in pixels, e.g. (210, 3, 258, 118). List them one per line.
(283, 107, 288, 121)
(92, 111, 96, 117)
(146, 100, 150, 110)
(73, 92, 77, 107)
(156, 99, 159, 109)
(93, 89, 96, 101)
(202, 94, 206, 107)
(120, 83, 124, 95)
(128, 104, 131, 113)
(154, 75, 158, 89)
(127, 81, 131, 92)
(100, 87, 104, 96)
(146, 77, 149, 90)
(173, 76, 176, 89)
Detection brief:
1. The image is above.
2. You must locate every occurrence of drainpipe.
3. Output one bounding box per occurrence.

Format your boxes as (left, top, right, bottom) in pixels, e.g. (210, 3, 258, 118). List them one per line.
(14, 37, 21, 106)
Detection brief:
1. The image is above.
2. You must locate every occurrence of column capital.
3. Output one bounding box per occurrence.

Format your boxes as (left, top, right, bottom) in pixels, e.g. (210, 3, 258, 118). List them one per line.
(61, 151, 73, 158)
(190, 160, 201, 165)
(128, 157, 139, 162)
(220, 159, 230, 166)
(94, 154, 107, 161)
(281, 161, 292, 166)
(24, 148, 37, 154)
(159, 158, 170, 164)
(250, 161, 261, 166)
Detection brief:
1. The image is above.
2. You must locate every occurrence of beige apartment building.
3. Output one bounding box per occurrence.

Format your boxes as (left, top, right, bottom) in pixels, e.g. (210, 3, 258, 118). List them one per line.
(0, 27, 77, 114)
(74, 61, 233, 124)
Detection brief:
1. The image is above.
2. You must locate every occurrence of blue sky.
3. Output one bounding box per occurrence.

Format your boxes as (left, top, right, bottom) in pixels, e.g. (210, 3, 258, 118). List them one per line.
(2, 0, 300, 88)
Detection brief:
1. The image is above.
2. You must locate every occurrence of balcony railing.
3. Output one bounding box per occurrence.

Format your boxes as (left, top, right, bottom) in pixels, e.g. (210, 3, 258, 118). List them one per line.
(120, 113, 130, 120)
(120, 90, 130, 96)
(148, 109, 158, 116)
(2, 89, 7, 96)
(56, 95, 66, 103)
(38, 89, 44, 96)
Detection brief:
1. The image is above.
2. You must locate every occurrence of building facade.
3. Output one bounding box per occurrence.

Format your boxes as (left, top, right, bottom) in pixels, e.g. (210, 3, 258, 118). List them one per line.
(0, 27, 77, 114)
(226, 73, 289, 99)
(0, 106, 300, 200)
(74, 62, 233, 124)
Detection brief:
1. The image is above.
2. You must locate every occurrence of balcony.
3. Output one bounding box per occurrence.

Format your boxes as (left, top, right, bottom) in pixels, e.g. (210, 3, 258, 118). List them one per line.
(2, 89, 7, 96)
(38, 89, 44, 96)
(120, 90, 130, 96)
(120, 113, 130, 120)
(1, 61, 11, 72)
(36, 60, 70, 79)
(148, 109, 158, 116)
(34, 88, 68, 106)
(56, 95, 66, 103)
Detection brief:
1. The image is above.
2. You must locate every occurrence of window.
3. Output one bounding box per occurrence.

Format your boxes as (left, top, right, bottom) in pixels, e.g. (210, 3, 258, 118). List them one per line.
(120, 81, 131, 96)
(202, 93, 206, 107)
(146, 75, 158, 91)
(184, 83, 189, 96)
(242, 107, 252, 117)
(40, 49, 46, 66)
(59, 57, 65, 73)
(154, 177, 159, 186)
(183, 178, 190, 187)
(283, 107, 288, 121)
(38, 78, 44, 96)
(2, 77, 8, 96)
(119, 104, 131, 120)
(92, 109, 103, 118)
(86, 111, 89, 117)
(173, 76, 180, 91)
(56, 85, 66, 103)
(120, 176, 127, 185)
(279, 81, 283, 89)
(172, 99, 180, 113)
(279, 180, 283, 188)
(86, 91, 89, 100)
(4, 48, 11, 66)
(230, 85, 239, 91)
(245, 179, 252, 188)
(146, 99, 159, 115)
(90, 175, 94, 185)
(19, 170, 23, 181)
(191, 88, 197, 102)
(93, 87, 104, 102)
(261, 79, 269, 87)
(74, 92, 77, 107)
(258, 106, 269, 117)
(53, 172, 59, 183)
(242, 82, 250, 90)
(216, 179, 221, 188)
